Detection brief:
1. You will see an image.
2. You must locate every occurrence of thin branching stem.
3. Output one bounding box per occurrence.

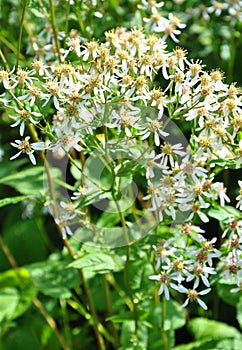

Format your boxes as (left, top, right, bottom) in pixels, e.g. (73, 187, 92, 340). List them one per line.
(49, 0, 62, 63)
(17, 0, 29, 68)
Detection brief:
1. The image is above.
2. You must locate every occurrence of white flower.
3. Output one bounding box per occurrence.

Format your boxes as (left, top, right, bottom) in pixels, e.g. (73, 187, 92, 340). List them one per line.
(9, 108, 41, 136)
(175, 284, 211, 310)
(139, 116, 169, 146)
(10, 136, 44, 165)
(149, 272, 178, 300)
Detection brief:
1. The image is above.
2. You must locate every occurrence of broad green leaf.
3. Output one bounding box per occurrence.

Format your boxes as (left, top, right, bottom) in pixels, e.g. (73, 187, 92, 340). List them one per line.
(188, 317, 242, 340)
(0, 268, 37, 320)
(121, 321, 148, 349)
(0, 267, 32, 289)
(26, 259, 80, 298)
(12, 280, 37, 319)
(0, 166, 44, 195)
(208, 206, 241, 229)
(174, 338, 242, 350)
(0, 159, 27, 178)
(217, 281, 241, 306)
(69, 252, 123, 274)
(0, 195, 30, 208)
(148, 301, 185, 332)
(165, 299, 186, 331)
(0, 287, 19, 323)
(0, 166, 60, 196)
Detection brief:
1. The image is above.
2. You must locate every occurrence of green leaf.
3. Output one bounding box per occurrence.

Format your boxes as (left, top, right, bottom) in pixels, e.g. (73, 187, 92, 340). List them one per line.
(188, 317, 242, 340)
(0, 268, 37, 320)
(0, 287, 19, 323)
(165, 299, 186, 331)
(0, 195, 30, 208)
(0, 159, 27, 178)
(26, 258, 80, 298)
(0, 166, 45, 195)
(121, 321, 148, 349)
(69, 252, 123, 274)
(208, 205, 241, 221)
(217, 281, 241, 306)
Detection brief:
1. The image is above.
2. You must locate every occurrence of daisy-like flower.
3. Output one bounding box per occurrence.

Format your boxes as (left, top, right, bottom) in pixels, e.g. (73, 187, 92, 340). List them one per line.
(0, 67, 17, 89)
(222, 219, 242, 239)
(139, 116, 169, 146)
(207, 0, 229, 16)
(149, 271, 179, 300)
(42, 79, 64, 110)
(71, 185, 91, 201)
(51, 131, 83, 153)
(152, 238, 177, 269)
(138, 0, 164, 13)
(186, 262, 216, 288)
(158, 142, 186, 167)
(220, 251, 242, 285)
(212, 182, 230, 207)
(110, 104, 141, 136)
(9, 108, 41, 136)
(80, 40, 99, 61)
(175, 284, 211, 310)
(10, 136, 44, 165)
(155, 13, 186, 43)
(196, 238, 221, 267)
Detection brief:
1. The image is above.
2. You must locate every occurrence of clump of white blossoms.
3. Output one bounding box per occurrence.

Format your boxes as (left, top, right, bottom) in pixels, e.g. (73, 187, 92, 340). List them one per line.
(0, 2, 241, 310)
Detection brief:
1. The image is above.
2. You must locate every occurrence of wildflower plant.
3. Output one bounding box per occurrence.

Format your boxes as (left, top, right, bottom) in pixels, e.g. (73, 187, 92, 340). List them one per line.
(0, 1, 241, 349)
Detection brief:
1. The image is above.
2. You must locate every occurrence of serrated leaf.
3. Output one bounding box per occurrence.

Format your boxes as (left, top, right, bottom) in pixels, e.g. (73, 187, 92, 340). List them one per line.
(26, 259, 80, 298)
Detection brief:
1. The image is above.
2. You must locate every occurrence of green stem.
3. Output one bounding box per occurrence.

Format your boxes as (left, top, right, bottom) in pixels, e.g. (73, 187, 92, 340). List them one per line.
(102, 275, 120, 349)
(60, 298, 73, 350)
(161, 295, 169, 350)
(64, 0, 71, 49)
(114, 200, 139, 337)
(49, 0, 62, 63)
(79, 271, 107, 350)
(28, 123, 106, 350)
(17, 0, 29, 68)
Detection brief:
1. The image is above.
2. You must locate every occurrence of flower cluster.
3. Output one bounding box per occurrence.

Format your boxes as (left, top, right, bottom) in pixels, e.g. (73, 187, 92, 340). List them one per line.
(0, 1, 241, 310)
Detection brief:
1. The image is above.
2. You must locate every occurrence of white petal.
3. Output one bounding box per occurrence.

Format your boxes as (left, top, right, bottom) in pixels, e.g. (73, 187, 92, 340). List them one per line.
(197, 298, 208, 310)
(10, 151, 22, 160)
(149, 275, 161, 281)
(28, 152, 36, 165)
(180, 298, 189, 308)
(199, 288, 211, 296)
